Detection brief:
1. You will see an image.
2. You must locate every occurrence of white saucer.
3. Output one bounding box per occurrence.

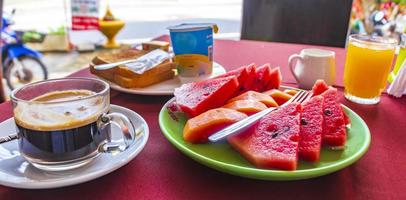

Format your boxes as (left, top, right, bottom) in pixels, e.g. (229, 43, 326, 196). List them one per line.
(0, 105, 149, 189)
(104, 62, 226, 95)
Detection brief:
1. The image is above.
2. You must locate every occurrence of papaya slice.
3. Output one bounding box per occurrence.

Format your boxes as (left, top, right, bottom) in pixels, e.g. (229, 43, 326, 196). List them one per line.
(223, 100, 267, 115)
(283, 89, 298, 96)
(183, 108, 247, 143)
(263, 89, 293, 106)
(227, 91, 278, 107)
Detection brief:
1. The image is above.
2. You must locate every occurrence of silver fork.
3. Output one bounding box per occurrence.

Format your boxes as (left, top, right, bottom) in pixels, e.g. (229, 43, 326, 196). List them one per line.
(208, 90, 313, 142)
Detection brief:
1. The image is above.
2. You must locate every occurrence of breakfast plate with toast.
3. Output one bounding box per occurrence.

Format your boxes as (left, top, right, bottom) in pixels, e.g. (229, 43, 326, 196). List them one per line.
(90, 49, 226, 95)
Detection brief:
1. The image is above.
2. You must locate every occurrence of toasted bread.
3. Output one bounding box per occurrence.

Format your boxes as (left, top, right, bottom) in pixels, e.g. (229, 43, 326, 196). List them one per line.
(113, 68, 175, 88)
(142, 41, 170, 52)
(90, 49, 176, 88)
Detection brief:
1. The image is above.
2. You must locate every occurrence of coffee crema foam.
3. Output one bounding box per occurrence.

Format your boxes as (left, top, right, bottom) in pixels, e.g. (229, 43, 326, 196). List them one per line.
(14, 90, 108, 131)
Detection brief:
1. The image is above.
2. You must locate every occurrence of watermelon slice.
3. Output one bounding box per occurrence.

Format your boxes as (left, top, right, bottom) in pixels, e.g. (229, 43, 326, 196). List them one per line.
(241, 63, 257, 92)
(215, 65, 249, 84)
(312, 79, 330, 96)
(312, 80, 350, 126)
(342, 108, 350, 125)
(183, 108, 247, 143)
(265, 67, 282, 90)
(174, 76, 239, 117)
(299, 96, 324, 161)
(251, 64, 272, 92)
(228, 103, 302, 170)
(321, 88, 347, 148)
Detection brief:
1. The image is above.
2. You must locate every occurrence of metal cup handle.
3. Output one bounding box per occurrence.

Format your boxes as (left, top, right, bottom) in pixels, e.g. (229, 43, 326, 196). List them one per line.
(97, 112, 136, 153)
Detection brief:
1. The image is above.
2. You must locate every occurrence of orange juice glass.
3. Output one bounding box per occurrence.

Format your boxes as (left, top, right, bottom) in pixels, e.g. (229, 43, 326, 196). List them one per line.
(344, 34, 396, 104)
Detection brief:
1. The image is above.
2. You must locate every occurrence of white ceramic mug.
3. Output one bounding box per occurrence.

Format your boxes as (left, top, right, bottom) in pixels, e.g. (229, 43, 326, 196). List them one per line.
(288, 48, 336, 89)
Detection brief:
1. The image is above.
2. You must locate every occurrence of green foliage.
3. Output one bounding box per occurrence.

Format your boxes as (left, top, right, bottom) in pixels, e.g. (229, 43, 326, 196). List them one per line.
(390, 0, 406, 5)
(22, 31, 43, 43)
(48, 26, 67, 35)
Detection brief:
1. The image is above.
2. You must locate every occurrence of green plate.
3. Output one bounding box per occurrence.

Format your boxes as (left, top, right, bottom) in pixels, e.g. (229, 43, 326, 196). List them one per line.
(158, 98, 371, 181)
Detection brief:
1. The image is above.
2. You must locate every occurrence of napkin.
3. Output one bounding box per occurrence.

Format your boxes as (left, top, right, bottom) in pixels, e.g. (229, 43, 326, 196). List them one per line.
(387, 60, 406, 97)
(125, 49, 170, 74)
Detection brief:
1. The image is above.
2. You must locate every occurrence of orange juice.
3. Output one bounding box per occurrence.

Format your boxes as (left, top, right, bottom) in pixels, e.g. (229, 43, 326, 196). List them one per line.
(344, 35, 396, 104)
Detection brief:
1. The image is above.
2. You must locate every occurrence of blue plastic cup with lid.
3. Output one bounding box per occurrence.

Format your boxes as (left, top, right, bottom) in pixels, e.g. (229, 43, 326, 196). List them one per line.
(168, 23, 218, 83)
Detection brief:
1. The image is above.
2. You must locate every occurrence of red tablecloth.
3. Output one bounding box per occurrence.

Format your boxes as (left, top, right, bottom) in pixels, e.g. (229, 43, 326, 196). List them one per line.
(1, 36, 405, 200)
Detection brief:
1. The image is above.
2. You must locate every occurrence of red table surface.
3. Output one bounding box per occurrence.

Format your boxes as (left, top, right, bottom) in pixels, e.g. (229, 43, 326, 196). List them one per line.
(1, 36, 405, 200)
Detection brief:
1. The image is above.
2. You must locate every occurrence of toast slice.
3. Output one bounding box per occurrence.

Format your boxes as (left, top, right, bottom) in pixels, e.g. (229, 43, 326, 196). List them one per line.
(90, 49, 176, 88)
(113, 68, 175, 88)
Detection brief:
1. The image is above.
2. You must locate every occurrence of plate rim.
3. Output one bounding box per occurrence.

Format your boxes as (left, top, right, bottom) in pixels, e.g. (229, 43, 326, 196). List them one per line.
(102, 62, 226, 96)
(0, 104, 149, 189)
(158, 96, 371, 180)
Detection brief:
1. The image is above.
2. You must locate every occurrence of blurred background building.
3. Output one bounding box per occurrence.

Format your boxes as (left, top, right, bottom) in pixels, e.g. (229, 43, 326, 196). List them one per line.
(5, 0, 242, 45)
(2, 0, 406, 96)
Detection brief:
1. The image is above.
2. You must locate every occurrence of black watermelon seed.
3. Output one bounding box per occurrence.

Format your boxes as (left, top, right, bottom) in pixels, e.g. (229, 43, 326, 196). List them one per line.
(324, 109, 332, 116)
(301, 118, 308, 125)
(266, 129, 279, 138)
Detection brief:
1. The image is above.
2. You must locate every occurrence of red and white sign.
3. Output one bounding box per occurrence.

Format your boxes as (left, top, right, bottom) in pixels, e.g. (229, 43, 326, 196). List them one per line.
(71, 0, 99, 30)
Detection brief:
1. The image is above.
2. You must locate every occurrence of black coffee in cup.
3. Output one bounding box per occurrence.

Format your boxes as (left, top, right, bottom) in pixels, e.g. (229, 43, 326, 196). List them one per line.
(11, 78, 136, 171)
(14, 90, 109, 163)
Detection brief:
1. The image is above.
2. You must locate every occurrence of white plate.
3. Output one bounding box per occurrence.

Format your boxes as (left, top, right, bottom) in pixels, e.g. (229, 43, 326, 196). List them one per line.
(103, 62, 226, 95)
(0, 105, 149, 189)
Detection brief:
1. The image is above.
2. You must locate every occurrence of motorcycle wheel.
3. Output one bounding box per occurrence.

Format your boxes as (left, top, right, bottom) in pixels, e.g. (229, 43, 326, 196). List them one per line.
(4, 56, 48, 90)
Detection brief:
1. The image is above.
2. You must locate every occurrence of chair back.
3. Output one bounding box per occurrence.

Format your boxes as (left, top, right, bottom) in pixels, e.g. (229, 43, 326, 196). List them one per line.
(241, 0, 353, 47)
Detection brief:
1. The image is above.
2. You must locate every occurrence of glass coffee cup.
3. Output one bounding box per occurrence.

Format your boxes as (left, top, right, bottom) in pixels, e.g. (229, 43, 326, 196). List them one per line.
(10, 78, 137, 171)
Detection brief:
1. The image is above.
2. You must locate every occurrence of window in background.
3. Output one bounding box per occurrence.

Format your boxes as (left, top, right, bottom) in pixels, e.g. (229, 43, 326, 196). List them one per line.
(5, 0, 243, 45)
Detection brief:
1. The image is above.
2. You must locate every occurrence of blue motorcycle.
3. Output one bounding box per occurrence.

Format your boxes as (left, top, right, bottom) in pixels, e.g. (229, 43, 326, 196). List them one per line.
(2, 9, 48, 90)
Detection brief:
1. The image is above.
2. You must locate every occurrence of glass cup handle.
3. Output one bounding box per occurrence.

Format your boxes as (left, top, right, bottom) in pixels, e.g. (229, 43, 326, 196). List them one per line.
(288, 54, 303, 83)
(98, 112, 136, 153)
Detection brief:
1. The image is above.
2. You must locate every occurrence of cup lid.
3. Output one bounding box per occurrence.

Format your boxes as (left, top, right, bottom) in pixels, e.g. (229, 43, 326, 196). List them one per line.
(167, 23, 218, 33)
